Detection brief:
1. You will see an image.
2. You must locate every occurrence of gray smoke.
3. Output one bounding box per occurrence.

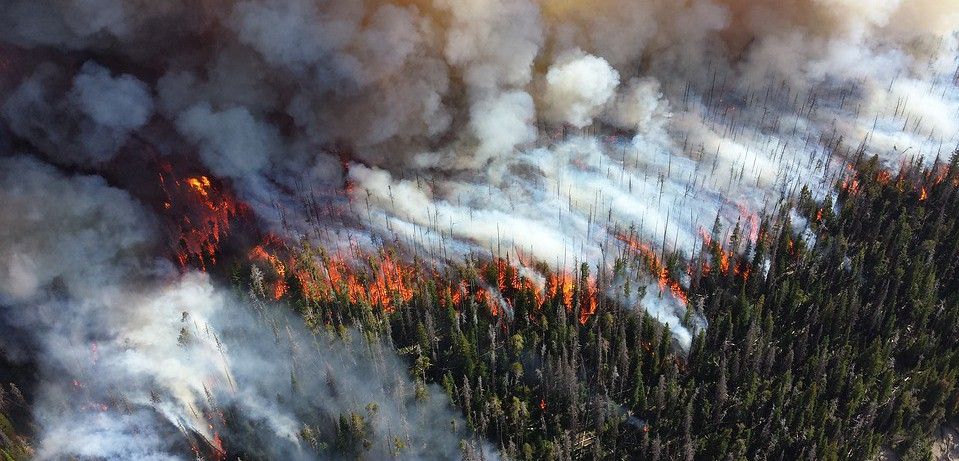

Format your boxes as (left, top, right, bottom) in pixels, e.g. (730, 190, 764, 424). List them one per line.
(2, 61, 153, 165)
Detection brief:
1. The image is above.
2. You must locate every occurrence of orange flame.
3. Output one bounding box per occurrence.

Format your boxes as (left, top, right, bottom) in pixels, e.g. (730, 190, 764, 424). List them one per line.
(876, 170, 891, 185)
(735, 201, 760, 242)
(288, 252, 418, 313)
(840, 177, 860, 195)
(546, 267, 599, 323)
(159, 168, 241, 271)
(258, 241, 586, 322)
(365, 254, 416, 312)
(186, 176, 212, 198)
(580, 279, 598, 324)
(212, 432, 226, 461)
(547, 272, 576, 311)
(476, 288, 499, 317)
(698, 228, 751, 283)
(616, 232, 689, 306)
(249, 243, 288, 300)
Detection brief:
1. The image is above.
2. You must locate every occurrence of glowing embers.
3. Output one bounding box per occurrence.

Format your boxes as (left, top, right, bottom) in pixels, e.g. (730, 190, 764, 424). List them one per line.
(876, 170, 892, 185)
(615, 232, 689, 306)
(69, 378, 110, 413)
(158, 164, 243, 271)
(841, 158, 957, 206)
(212, 432, 226, 461)
(187, 386, 228, 461)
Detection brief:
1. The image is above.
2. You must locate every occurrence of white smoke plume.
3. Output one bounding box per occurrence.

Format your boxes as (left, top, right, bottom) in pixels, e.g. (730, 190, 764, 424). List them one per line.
(2, 0, 959, 457)
(604, 77, 670, 134)
(543, 51, 620, 128)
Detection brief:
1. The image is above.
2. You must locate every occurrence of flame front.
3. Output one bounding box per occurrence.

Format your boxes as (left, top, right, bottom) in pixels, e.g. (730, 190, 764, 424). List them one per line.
(249, 241, 601, 323)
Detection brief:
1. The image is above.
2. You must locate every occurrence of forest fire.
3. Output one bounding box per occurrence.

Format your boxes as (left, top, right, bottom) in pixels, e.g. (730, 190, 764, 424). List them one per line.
(839, 160, 952, 208)
(547, 273, 575, 310)
(277, 249, 419, 313)
(244, 240, 597, 322)
(186, 176, 213, 198)
(511, 250, 547, 305)
(839, 176, 860, 196)
(580, 280, 598, 324)
(248, 237, 288, 300)
(474, 288, 499, 317)
(6, 0, 959, 458)
(360, 254, 417, 312)
(699, 228, 752, 282)
(615, 232, 689, 306)
(212, 432, 226, 461)
(158, 166, 243, 271)
(876, 170, 892, 185)
(545, 271, 598, 324)
(735, 202, 761, 242)
(445, 281, 467, 307)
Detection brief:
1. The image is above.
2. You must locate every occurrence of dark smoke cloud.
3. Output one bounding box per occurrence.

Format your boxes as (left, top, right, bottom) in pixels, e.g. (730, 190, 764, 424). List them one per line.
(2, 62, 153, 166)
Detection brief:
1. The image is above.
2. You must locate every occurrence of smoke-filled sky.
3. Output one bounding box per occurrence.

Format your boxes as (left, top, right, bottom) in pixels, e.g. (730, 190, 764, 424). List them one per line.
(1, 0, 959, 459)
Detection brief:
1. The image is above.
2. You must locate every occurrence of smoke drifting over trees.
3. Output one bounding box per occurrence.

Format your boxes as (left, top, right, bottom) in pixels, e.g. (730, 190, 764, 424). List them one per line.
(1, 0, 958, 459)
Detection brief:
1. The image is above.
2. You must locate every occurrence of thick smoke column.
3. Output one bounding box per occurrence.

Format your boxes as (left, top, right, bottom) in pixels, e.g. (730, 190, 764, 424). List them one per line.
(543, 51, 620, 128)
(1, 0, 959, 457)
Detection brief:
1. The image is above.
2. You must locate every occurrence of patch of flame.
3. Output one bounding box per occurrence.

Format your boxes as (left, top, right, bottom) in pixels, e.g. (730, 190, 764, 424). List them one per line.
(249, 242, 288, 300)
(616, 232, 689, 306)
(289, 252, 417, 313)
(698, 228, 751, 283)
(159, 168, 241, 271)
(212, 432, 226, 461)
